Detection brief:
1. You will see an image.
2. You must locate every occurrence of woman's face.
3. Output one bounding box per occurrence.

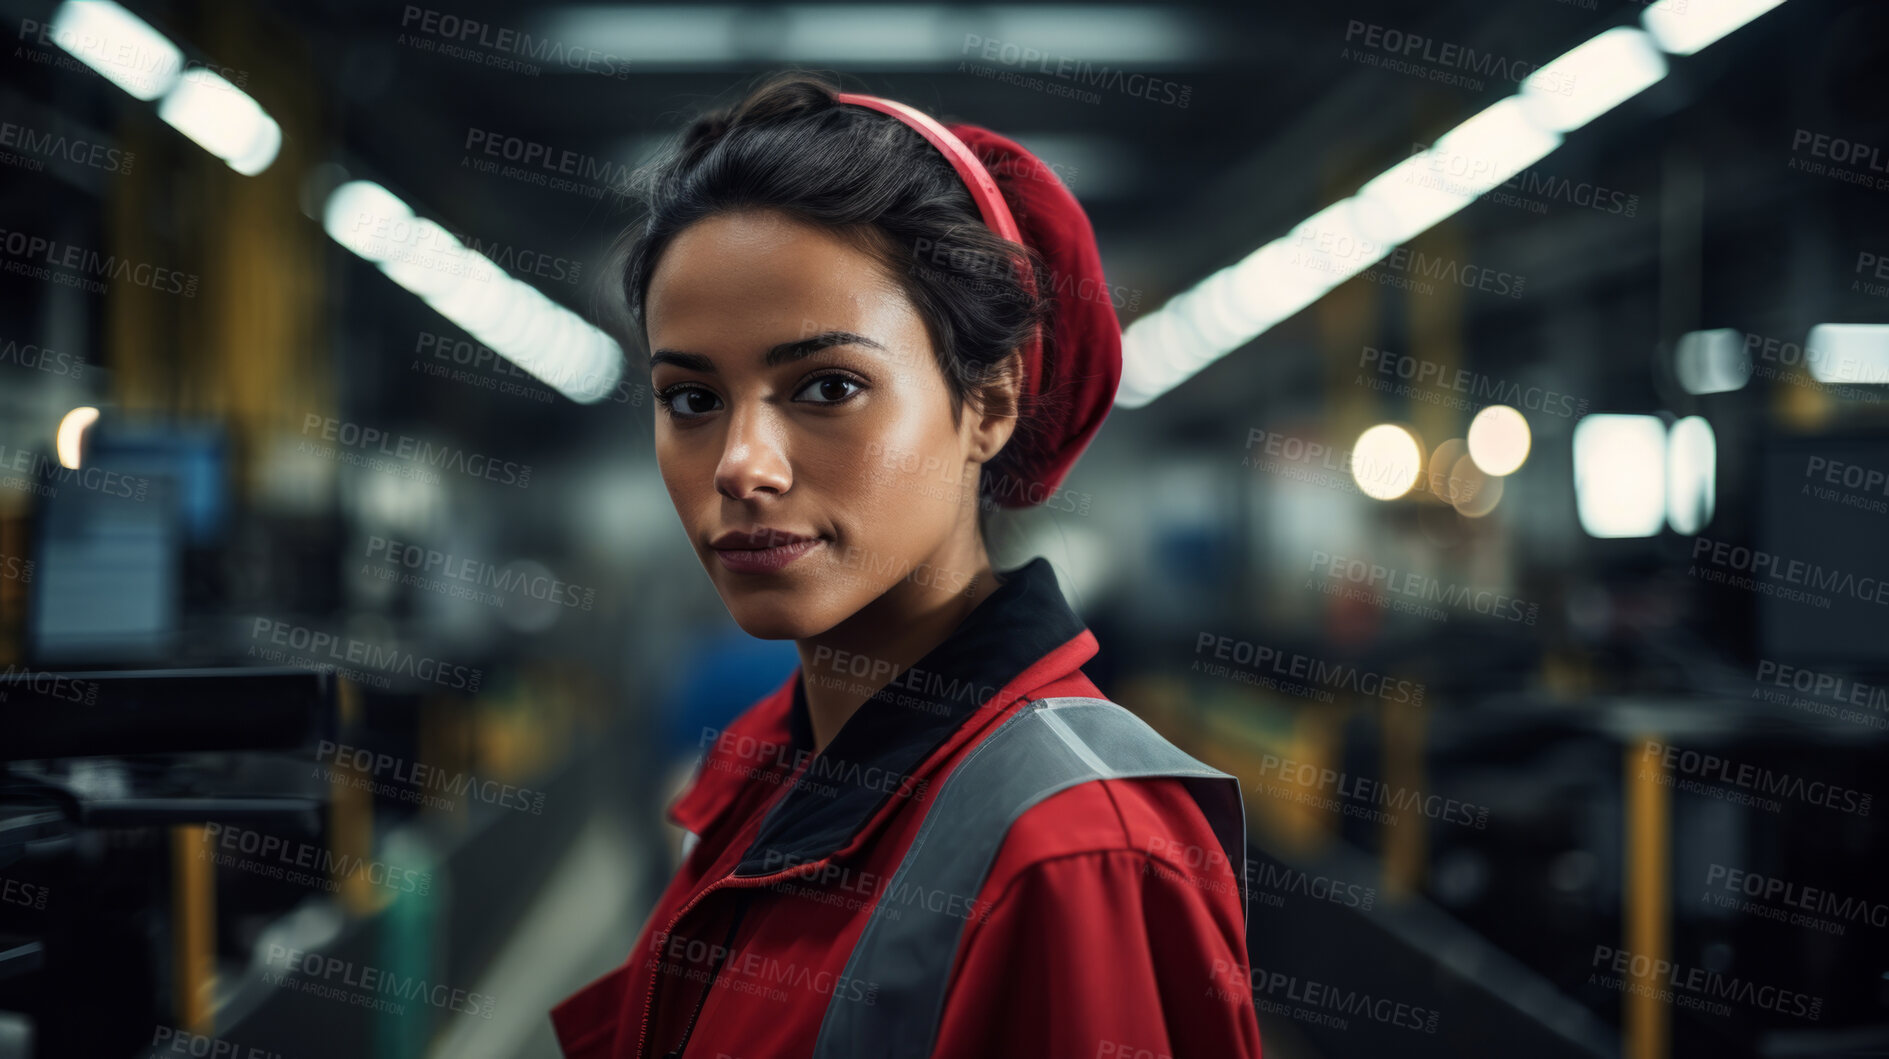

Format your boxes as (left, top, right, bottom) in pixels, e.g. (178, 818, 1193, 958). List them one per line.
(646, 208, 1008, 639)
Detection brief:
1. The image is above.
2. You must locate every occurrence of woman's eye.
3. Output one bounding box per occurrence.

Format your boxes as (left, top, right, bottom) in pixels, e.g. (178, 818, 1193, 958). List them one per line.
(795, 374, 864, 405)
(657, 385, 720, 418)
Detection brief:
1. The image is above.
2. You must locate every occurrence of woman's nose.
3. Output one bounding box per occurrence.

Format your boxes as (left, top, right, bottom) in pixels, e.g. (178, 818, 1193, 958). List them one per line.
(714, 402, 793, 500)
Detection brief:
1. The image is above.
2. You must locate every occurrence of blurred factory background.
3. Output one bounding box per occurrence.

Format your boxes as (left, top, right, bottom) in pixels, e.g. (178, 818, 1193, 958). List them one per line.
(2, 0, 1886, 1056)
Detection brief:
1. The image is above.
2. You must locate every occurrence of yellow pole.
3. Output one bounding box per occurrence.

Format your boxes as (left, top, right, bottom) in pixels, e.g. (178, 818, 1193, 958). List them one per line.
(1381, 696, 1426, 900)
(1625, 737, 1670, 1059)
(330, 677, 382, 915)
(171, 825, 215, 1035)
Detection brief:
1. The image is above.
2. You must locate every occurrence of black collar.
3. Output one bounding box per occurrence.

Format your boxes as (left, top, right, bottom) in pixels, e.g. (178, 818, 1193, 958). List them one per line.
(733, 556, 1087, 876)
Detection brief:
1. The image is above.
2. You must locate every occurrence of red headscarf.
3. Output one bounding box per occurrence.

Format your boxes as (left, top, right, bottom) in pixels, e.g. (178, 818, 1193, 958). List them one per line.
(836, 93, 1123, 509)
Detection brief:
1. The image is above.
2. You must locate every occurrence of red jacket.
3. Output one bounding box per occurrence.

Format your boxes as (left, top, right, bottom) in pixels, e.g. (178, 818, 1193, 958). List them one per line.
(551, 557, 1262, 1059)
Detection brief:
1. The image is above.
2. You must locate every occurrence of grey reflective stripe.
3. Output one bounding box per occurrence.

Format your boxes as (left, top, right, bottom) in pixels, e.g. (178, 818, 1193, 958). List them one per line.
(811, 696, 1247, 1059)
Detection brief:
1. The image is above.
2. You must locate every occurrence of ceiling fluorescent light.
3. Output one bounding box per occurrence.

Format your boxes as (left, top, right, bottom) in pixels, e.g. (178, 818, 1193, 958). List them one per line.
(1519, 27, 1667, 133)
(1643, 0, 1789, 56)
(1805, 324, 1889, 386)
(157, 67, 282, 175)
(49, 0, 182, 100)
(532, 5, 1199, 66)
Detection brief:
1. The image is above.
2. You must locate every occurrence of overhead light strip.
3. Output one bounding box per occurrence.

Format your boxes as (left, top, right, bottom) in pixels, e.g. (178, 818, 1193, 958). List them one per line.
(1117, 2, 1788, 409)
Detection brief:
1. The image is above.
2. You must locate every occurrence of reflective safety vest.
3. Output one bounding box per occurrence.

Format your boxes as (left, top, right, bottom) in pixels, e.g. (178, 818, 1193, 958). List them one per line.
(811, 694, 1247, 1057)
(553, 554, 1262, 1059)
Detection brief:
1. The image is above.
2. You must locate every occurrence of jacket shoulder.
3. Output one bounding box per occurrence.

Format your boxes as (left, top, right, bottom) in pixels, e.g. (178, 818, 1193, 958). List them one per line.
(972, 697, 1238, 902)
(987, 774, 1231, 887)
(933, 719, 1259, 1058)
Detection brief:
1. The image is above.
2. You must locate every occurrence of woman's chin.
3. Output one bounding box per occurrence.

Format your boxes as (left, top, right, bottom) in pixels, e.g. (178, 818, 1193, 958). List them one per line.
(721, 594, 833, 641)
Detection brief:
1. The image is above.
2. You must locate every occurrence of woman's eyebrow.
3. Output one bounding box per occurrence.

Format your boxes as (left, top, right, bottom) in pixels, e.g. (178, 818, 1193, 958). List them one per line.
(648, 331, 886, 373)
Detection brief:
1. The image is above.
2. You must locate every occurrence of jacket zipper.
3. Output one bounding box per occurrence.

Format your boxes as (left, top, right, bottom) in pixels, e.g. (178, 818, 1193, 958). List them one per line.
(638, 865, 823, 1059)
(663, 889, 751, 1059)
(637, 753, 826, 1059)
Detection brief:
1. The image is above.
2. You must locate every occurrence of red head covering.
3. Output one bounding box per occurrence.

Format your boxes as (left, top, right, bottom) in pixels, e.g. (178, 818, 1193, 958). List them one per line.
(835, 92, 1122, 509)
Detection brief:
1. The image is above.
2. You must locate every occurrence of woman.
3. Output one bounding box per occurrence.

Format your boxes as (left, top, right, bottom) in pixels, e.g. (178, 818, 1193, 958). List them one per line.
(551, 71, 1261, 1059)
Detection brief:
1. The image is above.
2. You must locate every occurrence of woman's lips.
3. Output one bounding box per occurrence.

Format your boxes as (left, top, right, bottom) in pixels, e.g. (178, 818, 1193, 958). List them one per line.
(713, 537, 826, 574)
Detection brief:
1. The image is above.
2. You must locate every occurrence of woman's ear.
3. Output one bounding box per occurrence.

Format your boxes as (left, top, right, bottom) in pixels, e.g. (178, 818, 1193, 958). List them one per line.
(962, 350, 1024, 464)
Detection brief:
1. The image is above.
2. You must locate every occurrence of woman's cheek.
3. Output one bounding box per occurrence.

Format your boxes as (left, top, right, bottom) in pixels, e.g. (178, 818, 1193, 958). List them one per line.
(655, 443, 705, 511)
